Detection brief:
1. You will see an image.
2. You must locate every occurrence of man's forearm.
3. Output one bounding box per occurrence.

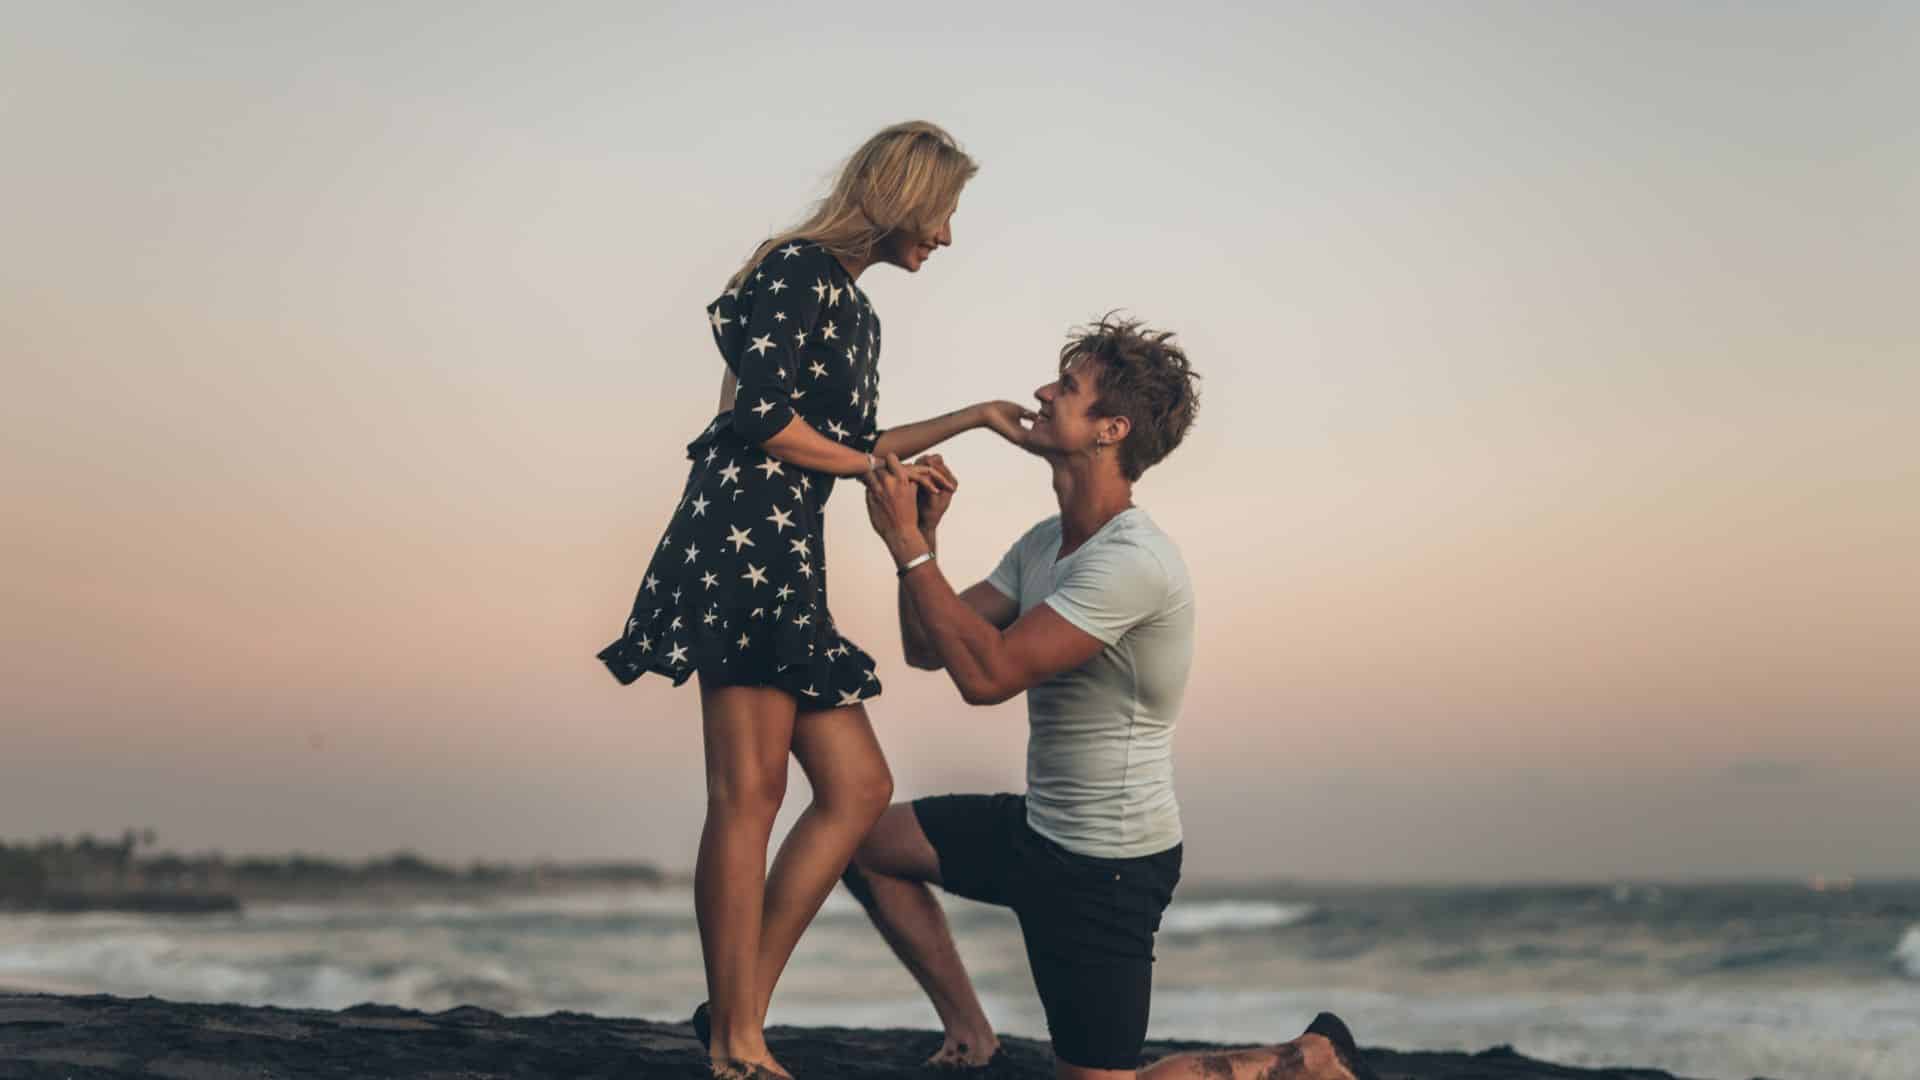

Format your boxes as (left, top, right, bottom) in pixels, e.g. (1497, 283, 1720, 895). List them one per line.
(897, 528, 940, 668)
(885, 530, 1009, 705)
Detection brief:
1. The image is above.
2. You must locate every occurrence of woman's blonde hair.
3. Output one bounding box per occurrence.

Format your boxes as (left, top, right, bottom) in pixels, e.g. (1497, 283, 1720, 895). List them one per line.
(727, 121, 977, 289)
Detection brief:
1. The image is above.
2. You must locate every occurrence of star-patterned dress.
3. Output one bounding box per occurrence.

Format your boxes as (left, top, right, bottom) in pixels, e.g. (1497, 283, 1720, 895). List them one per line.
(597, 241, 886, 707)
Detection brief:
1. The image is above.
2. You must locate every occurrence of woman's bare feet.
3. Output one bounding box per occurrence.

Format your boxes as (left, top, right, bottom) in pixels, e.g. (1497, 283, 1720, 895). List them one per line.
(709, 1060, 793, 1080)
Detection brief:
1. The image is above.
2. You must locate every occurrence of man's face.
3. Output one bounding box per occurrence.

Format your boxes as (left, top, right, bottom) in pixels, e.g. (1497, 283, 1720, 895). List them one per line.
(1028, 356, 1108, 454)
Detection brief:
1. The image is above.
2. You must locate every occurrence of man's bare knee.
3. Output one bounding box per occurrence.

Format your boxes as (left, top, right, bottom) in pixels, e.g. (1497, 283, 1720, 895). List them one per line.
(840, 862, 879, 911)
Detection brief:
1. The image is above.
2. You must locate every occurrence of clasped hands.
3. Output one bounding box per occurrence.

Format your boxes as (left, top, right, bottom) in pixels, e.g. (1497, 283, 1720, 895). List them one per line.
(863, 453, 958, 563)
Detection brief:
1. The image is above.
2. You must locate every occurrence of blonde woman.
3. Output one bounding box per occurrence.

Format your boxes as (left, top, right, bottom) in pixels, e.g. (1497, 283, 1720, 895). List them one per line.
(597, 122, 1030, 1079)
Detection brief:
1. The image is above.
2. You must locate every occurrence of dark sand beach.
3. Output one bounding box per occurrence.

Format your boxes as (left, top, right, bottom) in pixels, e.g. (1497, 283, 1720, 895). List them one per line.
(0, 992, 1711, 1079)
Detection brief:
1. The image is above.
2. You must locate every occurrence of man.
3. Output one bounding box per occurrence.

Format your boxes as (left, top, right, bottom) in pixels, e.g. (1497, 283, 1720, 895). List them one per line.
(851, 316, 1375, 1080)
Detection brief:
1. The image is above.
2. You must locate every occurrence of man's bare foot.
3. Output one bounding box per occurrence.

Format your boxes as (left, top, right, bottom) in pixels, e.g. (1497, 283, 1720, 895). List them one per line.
(1300, 1012, 1377, 1080)
(924, 1029, 1003, 1070)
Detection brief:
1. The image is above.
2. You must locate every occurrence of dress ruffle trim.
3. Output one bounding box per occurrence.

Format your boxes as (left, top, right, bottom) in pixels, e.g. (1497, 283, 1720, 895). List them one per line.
(596, 595, 883, 705)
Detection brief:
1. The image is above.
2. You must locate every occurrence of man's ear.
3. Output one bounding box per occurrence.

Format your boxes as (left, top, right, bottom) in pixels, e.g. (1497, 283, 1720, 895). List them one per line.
(1105, 416, 1131, 446)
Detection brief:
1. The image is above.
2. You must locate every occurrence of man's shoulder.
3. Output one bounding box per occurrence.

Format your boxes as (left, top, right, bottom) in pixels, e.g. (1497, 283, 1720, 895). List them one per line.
(1106, 511, 1193, 600)
(1009, 514, 1063, 557)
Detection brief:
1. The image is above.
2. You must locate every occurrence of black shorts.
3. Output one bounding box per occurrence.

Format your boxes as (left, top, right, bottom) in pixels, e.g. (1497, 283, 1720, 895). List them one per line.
(912, 793, 1183, 1071)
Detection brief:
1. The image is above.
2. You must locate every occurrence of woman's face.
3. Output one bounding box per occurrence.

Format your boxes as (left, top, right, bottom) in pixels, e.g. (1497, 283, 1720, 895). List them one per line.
(880, 208, 954, 273)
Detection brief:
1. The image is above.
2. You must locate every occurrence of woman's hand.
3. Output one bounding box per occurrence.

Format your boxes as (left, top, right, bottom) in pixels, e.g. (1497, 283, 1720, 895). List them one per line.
(864, 455, 932, 558)
(974, 400, 1038, 451)
(913, 454, 958, 533)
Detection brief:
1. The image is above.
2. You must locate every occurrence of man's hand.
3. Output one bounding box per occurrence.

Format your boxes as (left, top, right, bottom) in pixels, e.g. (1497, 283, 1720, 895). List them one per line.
(863, 454, 938, 563)
(914, 454, 958, 533)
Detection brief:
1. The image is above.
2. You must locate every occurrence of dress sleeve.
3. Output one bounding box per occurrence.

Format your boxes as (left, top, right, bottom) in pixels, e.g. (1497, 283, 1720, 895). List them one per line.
(1042, 540, 1170, 647)
(709, 244, 831, 444)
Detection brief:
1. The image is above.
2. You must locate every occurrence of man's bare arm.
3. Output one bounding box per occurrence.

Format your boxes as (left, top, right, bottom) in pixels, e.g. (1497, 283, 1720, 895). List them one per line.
(901, 550, 1019, 670)
(894, 556, 1104, 705)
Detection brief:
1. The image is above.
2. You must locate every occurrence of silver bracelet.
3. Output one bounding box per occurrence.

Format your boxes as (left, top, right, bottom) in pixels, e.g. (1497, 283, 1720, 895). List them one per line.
(864, 452, 876, 475)
(897, 551, 934, 577)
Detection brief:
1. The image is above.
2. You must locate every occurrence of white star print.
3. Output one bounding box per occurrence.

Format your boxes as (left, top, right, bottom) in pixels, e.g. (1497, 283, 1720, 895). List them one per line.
(802, 685, 820, 698)
(768, 278, 787, 294)
(726, 525, 754, 552)
(638, 635, 653, 652)
(838, 689, 862, 706)
(825, 419, 849, 439)
(773, 310, 788, 323)
(718, 461, 741, 486)
(811, 279, 828, 302)
(776, 584, 794, 601)
(809, 360, 828, 379)
(709, 309, 729, 331)
(743, 563, 768, 587)
(789, 483, 804, 502)
(700, 570, 719, 590)
(780, 243, 803, 259)
(669, 615, 683, 631)
(821, 320, 838, 341)
(797, 561, 814, 579)
(825, 642, 847, 660)
(704, 446, 718, 464)
(789, 537, 810, 558)
(725, 285, 741, 300)
(752, 398, 776, 418)
(702, 609, 718, 626)
(793, 328, 808, 346)
(755, 458, 784, 479)
(751, 607, 764, 618)
(737, 633, 751, 649)
(793, 613, 811, 628)
(828, 283, 842, 306)
(667, 643, 688, 665)
(683, 542, 700, 564)
(864, 668, 877, 682)
(748, 334, 775, 356)
(767, 506, 794, 532)
(689, 494, 709, 517)
(850, 389, 861, 407)
(643, 574, 659, 593)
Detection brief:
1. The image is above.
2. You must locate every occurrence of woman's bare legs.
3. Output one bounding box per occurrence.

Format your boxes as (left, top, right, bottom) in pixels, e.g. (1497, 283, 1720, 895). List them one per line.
(696, 679, 797, 1077)
(754, 702, 894, 1015)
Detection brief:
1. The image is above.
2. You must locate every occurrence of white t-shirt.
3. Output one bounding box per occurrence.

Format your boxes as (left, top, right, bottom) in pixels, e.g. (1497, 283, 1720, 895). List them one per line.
(986, 507, 1194, 859)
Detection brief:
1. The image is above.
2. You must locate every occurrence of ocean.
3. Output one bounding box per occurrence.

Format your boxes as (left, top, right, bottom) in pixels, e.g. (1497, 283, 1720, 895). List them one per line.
(3, 880, 1916, 1079)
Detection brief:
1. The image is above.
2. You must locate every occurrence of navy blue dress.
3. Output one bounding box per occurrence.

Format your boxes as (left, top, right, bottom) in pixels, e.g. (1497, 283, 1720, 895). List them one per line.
(597, 241, 885, 706)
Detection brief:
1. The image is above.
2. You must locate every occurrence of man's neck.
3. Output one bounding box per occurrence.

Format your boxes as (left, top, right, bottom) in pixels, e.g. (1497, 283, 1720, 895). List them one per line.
(1050, 457, 1134, 557)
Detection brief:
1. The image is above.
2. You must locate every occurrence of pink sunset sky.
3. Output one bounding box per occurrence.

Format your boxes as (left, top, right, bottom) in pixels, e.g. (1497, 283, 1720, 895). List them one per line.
(3, 3, 1915, 880)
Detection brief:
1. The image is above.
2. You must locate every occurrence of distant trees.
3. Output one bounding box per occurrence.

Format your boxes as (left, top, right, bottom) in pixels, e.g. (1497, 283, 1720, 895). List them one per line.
(0, 829, 664, 910)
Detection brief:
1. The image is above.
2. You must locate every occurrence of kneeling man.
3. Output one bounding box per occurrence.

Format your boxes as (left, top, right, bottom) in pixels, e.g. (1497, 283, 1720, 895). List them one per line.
(852, 316, 1375, 1080)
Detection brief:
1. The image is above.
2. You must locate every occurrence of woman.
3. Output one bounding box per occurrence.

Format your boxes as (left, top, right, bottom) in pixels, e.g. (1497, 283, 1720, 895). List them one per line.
(596, 121, 1030, 1079)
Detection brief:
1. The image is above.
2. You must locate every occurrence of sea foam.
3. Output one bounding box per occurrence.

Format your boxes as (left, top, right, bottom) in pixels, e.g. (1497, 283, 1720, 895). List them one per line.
(1896, 924, 1920, 980)
(1160, 900, 1315, 936)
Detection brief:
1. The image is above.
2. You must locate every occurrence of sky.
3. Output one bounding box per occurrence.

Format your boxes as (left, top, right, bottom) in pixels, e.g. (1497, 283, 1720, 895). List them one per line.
(2, 2, 1915, 882)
